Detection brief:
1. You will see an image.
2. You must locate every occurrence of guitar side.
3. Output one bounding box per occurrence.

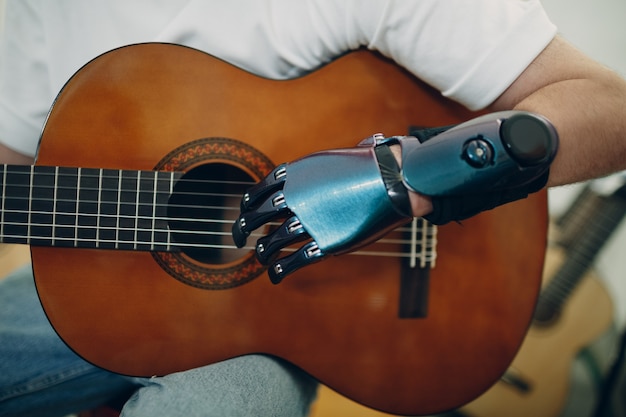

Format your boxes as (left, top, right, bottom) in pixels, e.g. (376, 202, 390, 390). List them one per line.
(28, 44, 547, 416)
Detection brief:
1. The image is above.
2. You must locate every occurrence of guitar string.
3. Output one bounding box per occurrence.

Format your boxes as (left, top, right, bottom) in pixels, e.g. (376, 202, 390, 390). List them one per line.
(2, 171, 286, 211)
(1, 179, 251, 198)
(0, 206, 437, 259)
(0, 168, 438, 259)
(0, 167, 253, 185)
(0, 229, 438, 260)
(542, 205, 626, 307)
(0, 183, 439, 239)
(5, 193, 251, 212)
(0, 167, 253, 212)
(0, 212, 436, 248)
(0, 182, 438, 247)
(0, 198, 437, 232)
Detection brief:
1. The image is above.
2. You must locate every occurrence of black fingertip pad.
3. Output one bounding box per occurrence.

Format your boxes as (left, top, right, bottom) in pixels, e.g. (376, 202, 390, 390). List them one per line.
(231, 217, 249, 248)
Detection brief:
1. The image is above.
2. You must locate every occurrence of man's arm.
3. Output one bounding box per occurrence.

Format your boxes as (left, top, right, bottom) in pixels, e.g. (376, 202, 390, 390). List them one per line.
(401, 36, 626, 217)
(491, 35, 626, 186)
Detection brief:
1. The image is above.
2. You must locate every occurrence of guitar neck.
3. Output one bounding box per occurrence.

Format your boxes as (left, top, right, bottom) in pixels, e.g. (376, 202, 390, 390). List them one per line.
(0, 164, 182, 251)
(535, 185, 626, 323)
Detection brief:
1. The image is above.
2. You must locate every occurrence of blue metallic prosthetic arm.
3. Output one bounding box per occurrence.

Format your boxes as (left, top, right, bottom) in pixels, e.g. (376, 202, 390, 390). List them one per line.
(395, 110, 559, 224)
(232, 111, 558, 283)
(231, 140, 411, 283)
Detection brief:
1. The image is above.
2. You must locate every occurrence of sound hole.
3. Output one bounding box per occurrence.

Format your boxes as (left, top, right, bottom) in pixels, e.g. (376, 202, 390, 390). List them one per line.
(167, 163, 253, 264)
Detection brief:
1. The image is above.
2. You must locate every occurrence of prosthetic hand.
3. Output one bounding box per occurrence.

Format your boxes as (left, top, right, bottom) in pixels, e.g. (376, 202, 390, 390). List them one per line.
(232, 111, 558, 283)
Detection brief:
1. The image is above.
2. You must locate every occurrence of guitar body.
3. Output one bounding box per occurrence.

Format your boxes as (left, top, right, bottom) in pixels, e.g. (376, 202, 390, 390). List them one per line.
(31, 44, 547, 415)
(462, 249, 614, 417)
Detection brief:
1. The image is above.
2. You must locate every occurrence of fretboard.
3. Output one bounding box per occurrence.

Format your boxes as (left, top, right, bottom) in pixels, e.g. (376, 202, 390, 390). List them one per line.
(534, 184, 626, 323)
(0, 164, 182, 251)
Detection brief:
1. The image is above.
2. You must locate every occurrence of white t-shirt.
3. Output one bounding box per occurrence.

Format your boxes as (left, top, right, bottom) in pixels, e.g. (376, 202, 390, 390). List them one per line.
(0, 0, 557, 156)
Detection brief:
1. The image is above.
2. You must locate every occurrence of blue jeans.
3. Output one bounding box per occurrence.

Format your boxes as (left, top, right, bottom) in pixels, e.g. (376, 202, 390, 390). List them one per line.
(0, 266, 317, 417)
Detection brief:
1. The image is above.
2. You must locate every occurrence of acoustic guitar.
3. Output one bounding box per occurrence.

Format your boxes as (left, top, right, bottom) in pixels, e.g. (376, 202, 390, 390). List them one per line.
(0, 44, 547, 416)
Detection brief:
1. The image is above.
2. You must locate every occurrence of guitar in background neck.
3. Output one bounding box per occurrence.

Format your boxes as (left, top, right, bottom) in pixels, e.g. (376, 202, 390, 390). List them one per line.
(536, 180, 626, 325)
(463, 178, 626, 417)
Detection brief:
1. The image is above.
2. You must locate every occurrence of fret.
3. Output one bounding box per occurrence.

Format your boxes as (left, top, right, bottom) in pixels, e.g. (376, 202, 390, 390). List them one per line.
(138, 170, 176, 251)
(118, 170, 139, 250)
(134, 171, 142, 248)
(1, 165, 5, 239)
(168, 171, 175, 248)
(96, 169, 103, 245)
(116, 170, 123, 249)
(52, 167, 58, 243)
(74, 167, 81, 246)
(76, 167, 100, 248)
(0, 165, 182, 252)
(98, 169, 121, 249)
(151, 171, 158, 249)
(30, 166, 56, 246)
(152, 171, 175, 251)
(54, 167, 80, 247)
(2, 165, 31, 244)
(28, 166, 34, 241)
(136, 170, 155, 251)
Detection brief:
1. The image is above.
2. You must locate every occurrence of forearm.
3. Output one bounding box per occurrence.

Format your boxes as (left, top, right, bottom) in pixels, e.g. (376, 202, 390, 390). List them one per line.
(490, 36, 626, 187)
(404, 71, 626, 216)
(400, 35, 626, 217)
(510, 75, 626, 187)
(394, 111, 558, 219)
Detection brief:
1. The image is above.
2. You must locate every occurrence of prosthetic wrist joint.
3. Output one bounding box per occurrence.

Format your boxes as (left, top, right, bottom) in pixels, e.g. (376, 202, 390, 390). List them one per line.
(367, 110, 559, 224)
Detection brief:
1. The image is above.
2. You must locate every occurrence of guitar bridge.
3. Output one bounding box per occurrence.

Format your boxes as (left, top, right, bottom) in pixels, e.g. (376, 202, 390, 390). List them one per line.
(398, 217, 437, 319)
